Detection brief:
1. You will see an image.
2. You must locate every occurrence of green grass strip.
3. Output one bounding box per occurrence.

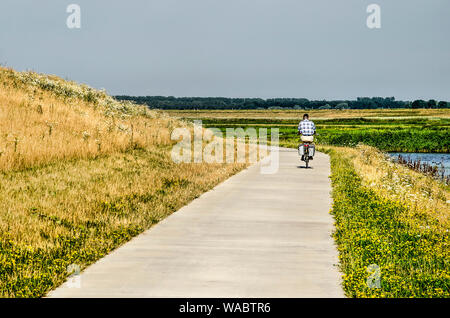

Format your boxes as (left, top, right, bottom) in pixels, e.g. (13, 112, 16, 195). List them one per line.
(325, 148, 449, 297)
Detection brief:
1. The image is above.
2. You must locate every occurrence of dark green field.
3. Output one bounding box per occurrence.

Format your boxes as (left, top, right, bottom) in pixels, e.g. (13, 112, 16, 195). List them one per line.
(198, 117, 450, 153)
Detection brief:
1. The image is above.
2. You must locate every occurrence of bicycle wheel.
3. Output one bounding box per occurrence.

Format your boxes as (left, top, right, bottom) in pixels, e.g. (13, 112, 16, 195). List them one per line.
(305, 148, 309, 168)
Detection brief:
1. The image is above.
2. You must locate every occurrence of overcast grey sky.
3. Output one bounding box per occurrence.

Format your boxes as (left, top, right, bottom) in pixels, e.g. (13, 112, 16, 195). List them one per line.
(0, 0, 449, 100)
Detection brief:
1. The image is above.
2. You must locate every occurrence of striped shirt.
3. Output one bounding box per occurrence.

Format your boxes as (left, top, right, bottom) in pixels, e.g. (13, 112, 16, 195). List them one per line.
(298, 119, 316, 136)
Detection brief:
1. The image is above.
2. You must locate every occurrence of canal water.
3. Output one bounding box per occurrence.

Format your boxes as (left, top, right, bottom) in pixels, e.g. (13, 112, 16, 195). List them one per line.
(388, 153, 450, 177)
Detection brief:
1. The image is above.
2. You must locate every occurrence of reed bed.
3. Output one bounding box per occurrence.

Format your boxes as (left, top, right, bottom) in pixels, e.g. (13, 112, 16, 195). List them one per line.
(394, 154, 449, 185)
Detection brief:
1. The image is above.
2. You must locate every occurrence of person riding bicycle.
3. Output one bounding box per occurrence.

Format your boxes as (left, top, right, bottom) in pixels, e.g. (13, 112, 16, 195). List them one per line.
(298, 113, 316, 141)
(298, 114, 316, 162)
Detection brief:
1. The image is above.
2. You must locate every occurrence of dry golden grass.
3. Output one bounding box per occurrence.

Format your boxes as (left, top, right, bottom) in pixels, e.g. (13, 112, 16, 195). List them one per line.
(0, 146, 248, 297)
(166, 108, 450, 120)
(0, 147, 246, 250)
(0, 67, 258, 297)
(0, 67, 182, 172)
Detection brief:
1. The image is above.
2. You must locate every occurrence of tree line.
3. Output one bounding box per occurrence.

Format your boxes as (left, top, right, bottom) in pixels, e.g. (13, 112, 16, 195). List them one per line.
(114, 96, 450, 110)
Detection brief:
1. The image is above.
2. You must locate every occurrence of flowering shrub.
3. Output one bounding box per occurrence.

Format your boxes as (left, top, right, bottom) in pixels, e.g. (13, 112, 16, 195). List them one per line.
(2, 67, 153, 119)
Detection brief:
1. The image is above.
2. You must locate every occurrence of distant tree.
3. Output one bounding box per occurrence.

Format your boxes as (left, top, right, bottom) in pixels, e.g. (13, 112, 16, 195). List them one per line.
(427, 99, 437, 108)
(438, 101, 449, 108)
(356, 97, 377, 109)
(335, 102, 348, 110)
(411, 100, 427, 109)
(114, 95, 440, 110)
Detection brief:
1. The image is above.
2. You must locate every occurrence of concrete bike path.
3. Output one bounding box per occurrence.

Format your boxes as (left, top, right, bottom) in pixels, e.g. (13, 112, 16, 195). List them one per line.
(48, 148, 343, 298)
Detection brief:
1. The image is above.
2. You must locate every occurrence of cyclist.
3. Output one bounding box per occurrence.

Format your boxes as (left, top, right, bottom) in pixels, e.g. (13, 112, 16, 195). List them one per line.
(298, 114, 316, 161)
(298, 113, 316, 141)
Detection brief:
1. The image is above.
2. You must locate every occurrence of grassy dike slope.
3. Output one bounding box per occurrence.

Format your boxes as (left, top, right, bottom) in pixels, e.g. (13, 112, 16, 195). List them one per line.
(323, 145, 449, 297)
(0, 68, 247, 297)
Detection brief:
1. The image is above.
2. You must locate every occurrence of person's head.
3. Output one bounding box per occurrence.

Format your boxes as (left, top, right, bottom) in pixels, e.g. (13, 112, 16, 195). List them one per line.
(303, 113, 309, 120)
